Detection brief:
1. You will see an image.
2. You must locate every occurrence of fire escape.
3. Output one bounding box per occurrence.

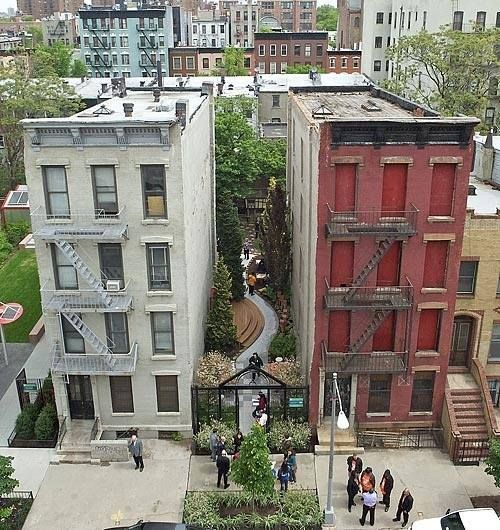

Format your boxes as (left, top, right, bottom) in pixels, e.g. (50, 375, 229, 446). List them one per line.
(32, 208, 137, 377)
(137, 24, 158, 77)
(89, 20, 111, 76)
(49, 20, 66, 43)
(322, 205, 419, 375)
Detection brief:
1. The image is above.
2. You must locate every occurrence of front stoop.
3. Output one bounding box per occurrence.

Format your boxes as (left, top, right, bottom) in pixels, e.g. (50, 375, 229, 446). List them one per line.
(450, 388, 490, 442)
(315, 423, 365, 456)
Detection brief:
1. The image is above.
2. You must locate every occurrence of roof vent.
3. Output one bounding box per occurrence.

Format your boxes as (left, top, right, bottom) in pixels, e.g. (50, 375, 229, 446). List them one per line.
(468, 185, 477, 196)
(361, 99, 382, 112)
(312, 104, 334, 118)
(155, 97, 175, 112)
(92, 104, 114, 115)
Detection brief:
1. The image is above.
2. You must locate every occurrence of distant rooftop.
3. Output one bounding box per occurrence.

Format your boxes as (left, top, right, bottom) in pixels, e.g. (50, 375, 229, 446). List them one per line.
(467, 178, 500, 216)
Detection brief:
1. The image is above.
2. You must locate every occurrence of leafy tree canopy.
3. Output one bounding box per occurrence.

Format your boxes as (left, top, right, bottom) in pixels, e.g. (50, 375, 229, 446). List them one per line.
(384, 26, 500, 119)
(285, 64, 326, 74)
(31, 42, 73, 78)
(485, 438, 500, 488)
(28, 24, 43, 46)
(316, 5, 338, 31)
(71, 59, 88, 78)
(0, 455, 19, 520)
(216, 46, 248, 76)
(255, 139, 286, 187)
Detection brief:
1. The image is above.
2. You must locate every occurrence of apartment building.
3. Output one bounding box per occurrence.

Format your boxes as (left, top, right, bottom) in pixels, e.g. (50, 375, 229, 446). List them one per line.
(17, 0, 81, 18)
(258, 0, 317, 31)
(189, 9, 230, 48)
(41, 12, 78, 47)
(336, 0, 361, 50)
(288, 85, 478, 429)
(78, 6, 175, 78)
(224, 1, 259, 48)
(326, 49, 361, 74)
(254, 31, 328, 74)
(23, 87, 215, 438)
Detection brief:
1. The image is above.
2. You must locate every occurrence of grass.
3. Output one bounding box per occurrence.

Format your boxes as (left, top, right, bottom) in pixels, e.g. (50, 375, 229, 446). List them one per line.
(0, 250, 41, 343)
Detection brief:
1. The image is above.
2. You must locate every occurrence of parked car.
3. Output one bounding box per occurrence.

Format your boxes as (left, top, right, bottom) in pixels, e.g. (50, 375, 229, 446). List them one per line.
(410, 508, 500, 530)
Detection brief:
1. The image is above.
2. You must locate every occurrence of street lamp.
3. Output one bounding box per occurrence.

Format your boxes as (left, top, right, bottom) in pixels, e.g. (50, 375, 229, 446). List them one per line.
(324, 372, 350, 526)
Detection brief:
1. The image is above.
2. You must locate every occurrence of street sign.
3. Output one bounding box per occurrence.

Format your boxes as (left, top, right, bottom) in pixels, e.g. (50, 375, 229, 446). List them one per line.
(288, 397, 304, 408)
(22, 383, 38, 392)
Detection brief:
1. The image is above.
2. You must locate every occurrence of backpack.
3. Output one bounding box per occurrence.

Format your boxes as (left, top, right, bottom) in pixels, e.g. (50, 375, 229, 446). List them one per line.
(278, 468, 289, 481)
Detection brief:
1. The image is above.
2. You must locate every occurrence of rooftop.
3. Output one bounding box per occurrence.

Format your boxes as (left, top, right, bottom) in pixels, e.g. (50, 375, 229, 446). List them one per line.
(467, 177, 500, 216)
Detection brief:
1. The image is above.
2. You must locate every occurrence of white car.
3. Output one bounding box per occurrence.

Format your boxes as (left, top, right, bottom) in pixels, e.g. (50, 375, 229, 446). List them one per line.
(410, 508, 500, 530)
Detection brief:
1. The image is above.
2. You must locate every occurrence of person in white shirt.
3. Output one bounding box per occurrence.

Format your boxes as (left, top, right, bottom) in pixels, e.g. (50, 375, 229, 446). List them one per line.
(258, 410, 268, 427)
(360, 488, 377, 527)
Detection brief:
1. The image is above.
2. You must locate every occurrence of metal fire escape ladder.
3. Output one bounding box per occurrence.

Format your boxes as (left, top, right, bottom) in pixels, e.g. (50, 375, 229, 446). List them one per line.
(54, 241, 112, 307)
(49, 20, 65, 38)
(61, 313, 116, 368)
(89, 28, 111, 71)
(138, 28, 158, 75)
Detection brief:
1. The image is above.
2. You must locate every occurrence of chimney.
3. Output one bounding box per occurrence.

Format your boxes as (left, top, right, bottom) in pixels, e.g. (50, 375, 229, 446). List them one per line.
(217, 82, 223, 96)
(101, 82, 108, 93)
(176, 100, 188, 128)
(123, 102, 134, 117)
(156, 60, 163, 87)
(482, 129, 495, 181)
(140, 80, 145, 87)
(201, 82, 213, 96)
(153, 87, 161, 102)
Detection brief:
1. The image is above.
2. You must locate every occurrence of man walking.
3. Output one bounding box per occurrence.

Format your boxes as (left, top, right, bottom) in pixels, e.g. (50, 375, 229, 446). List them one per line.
(247, 272, 256, 296)
(393, 488, 414, 528)
(359, 488, 377, 526)
(248, 351, 263, 382)
(216, 450, 231, 489)
(209, 428, 219, 462)
(243, 241, 250, 260)
(128, 433, 144, 472)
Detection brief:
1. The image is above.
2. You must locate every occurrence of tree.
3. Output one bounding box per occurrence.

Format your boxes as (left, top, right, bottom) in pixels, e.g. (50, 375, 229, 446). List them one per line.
(217, 193, 245, 300)
(255, 138, 287, 187)
(316, 5, 338, 31)
(216, 46, 248, 76)
(28, 24, 43, 46)
(383, 27, 500, 119)
(230, 423, 275, 496)
(285, 64, 326, 74)
(71, 59, 88, 78)
(260, 180, 292, 294)
(0, 455, 19, 520)
(485, 438, 500, 487)
(216, 95, 255, 116)
(0, 63, 82, 193)
(31, 42, 74, 78)
(205, 257, 237, 353)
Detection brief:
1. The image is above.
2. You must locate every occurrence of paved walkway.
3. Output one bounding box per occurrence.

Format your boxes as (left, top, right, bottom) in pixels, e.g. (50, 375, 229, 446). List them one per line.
(0, 342, 34, 400)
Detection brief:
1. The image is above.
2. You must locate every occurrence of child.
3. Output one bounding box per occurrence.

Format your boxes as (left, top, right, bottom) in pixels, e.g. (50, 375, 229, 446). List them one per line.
(278, 460, 290, 492)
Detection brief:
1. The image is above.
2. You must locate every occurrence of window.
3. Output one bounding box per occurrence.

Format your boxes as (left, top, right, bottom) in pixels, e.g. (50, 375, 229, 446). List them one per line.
(429, 163, 455, 216)
(201, 25, 206, 34)
(91, 166, 118, 215)
(147, 244, 171, 291)
(119, 18, 127, 29)
(111, 36, 116, 47)
(110, 376, 134, 413)
(453, 11, 463, 31)
(151, 312, 174, 354)
(376, 12, 383, 24)
(354, 16, 360, 28)
(476, 11, 486, 30)
(410, 372, 435, 412)
(497, 275, 500, 295)
(62, 314, 85, 353)
(211, 25, 216, 34)
(375, 36, 382, 48)
(192, 25, 197, 34)
(489, 78, 499, 96)
(373, 60, 381, 71)
(417, 309, 441, 351)
(258, 44, 265, 56)
(52, 244, 78, 290)
(385, 60, 390, 71)
(316, 44, 323, 57)
(105, 313, 129, 353)
(496, 12, 500, 28)
(202, 57, 209, 69)
(457, 261, 478, 294)
(281, 44, 287, 55)
(485, 107, 496, 126)
(172, 56, 181, 69)
(407, 11, 411, 29)
(388, 12, 392, 25)
(120, 36, 128, 47)
(139, 35, 146, 48)
(121, 53, 129, 65)
(142, 165, 166, 218)
(99, 243, 124, 286)
(186, 57, 195, 70)
(112, 54, 118, 66)
(423, 10, 427, 29)
(393, 12, 397, 29)
(258, 62, 265, 73)
(156, 375, 179, 412)
(294, 44, 301, 56)
(244, 57, 251, 68)
(270, 62, 277, 74)
(423, 241, 448, 288)
(138, 17, 145, 28)
(270, 44, 276, 56)
(85, 55, 91, 65)
(158, 17, 163, 29)
(280, 62, 287, 73)
(368, 375, 391, 413)
(329, 57, 336, 69)
(490, 324, 500, 359)
(84, 36, 89, 47)
(43, 166, 69, 217)
(215, 57, 222, 67)
(272, 94, 280, 107)
(387, 36, 391, 47)
(304, 44, 311, 57)
(341, 57, 348, 68)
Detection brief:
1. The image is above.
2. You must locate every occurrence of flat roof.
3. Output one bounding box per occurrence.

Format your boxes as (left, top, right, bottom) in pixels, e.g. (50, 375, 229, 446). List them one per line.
(467, 177, 500, 215)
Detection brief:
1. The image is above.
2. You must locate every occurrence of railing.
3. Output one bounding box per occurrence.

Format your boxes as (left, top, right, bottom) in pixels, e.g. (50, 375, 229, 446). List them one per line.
(357, 428, 443, 450)
(90, 416, 100, 441)
(470, 358, 500, 438)
(41, 280, 133, 313)
(51, 341, 138, 375)
(321, 342, 407, 374)
(1, 490, 33, 500)
(325, 204, 418, 237)
(452, 438, 489, 465)
(323, 278, 413, 310)
(58, 416, 67, 450)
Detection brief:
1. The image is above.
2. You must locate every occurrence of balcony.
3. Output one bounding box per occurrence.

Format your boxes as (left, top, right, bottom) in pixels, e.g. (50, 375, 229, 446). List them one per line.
(41, 281, 133, 313)
(31, 207, 128, 241)
(324, 279, 413, 311)
(325, 204, 418, 238)
(321, 342, 407, 374)
(51, 342, 138, 376)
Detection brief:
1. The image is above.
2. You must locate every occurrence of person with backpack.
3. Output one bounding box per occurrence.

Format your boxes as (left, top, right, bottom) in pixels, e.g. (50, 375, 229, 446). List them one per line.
(286, 449, 297, 483)
(278, 460, 290, 492)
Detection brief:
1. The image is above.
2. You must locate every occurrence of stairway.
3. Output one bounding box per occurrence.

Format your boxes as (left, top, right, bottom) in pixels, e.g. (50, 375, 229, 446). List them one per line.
(349, 310, 390, 355)
(62, 312, 116, 368)
(55, 240, 112, 306)
(315, 420, 364, 455)
(450, 388, 489, 441)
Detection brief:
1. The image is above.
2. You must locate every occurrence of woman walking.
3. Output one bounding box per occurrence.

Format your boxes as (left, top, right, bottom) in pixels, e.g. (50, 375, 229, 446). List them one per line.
(287, 449, 297, 483)
(278, 460, 290, 492)
(233, 430, 244, 453)
(347, 470, 360, 513)
(379, 469, 394, 512)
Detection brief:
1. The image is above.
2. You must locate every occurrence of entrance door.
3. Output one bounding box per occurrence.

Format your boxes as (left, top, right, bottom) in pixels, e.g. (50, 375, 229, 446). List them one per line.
(324, 374, 351, 417)
(450, 316, 474, 367)
(67, 375, 95, 419)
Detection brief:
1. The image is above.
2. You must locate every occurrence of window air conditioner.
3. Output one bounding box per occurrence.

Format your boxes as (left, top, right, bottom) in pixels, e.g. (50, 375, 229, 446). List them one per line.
(106, 280, 121, 291)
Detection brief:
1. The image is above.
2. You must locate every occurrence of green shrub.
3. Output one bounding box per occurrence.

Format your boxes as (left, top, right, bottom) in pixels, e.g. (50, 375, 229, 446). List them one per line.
(41, 374, 55, 404)
(170, 431, 183, 442)
(196, 351, 235, 386)
(0, 230, 13, 267)
(267, 419, 312, 452)
(193, 419, 235, 451)
(268, 331, 296, 361)
(34, 403, 58, 440)
(15, 404, 38, 440)
(4, 221, 30, 247)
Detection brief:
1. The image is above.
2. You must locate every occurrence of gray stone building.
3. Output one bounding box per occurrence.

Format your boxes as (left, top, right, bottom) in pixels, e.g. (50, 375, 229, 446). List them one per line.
(23, 87, 215, 439)
(41, 12, 79, 47)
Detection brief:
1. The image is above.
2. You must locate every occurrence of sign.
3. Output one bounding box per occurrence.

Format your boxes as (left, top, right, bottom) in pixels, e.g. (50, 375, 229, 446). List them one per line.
(288, 397, 304, 408)
(23, 383, 38, 392)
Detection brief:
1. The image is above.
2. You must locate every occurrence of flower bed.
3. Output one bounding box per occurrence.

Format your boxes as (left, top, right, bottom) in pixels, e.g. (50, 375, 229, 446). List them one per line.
(183, 491, 322, 530)
(0, 497, 33, 530)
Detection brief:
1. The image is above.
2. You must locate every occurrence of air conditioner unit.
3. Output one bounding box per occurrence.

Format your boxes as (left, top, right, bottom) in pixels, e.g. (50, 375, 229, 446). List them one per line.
(106, 280, 121, 291)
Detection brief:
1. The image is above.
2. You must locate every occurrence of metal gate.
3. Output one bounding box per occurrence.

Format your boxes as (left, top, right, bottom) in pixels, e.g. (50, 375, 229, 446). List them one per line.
(452, 439, 489, 465)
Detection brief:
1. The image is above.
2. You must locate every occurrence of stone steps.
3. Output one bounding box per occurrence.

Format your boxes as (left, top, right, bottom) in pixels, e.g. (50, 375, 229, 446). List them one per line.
(450, 386, 489, 443)
(315, 445, 365, 456)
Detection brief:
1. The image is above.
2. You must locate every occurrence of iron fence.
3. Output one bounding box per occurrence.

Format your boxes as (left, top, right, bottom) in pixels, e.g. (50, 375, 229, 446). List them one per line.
(452, 439, 490, 466)
(358, 428, 444, 450)
(1, 490, 33, 500)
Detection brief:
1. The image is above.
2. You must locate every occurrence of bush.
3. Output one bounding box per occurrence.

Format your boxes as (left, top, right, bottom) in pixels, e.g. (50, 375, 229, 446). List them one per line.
(267, 419, 312, 452)
(41, 374, 55, 404)
(170, 431, 183, 442)
(0, 230, 13, 267)
(4, 221, 30, 247)
(14, 404, 39, 440)
(193, 419, 236, 451)
(266, 360, 304, 385)
(268, 331, 296, 361)
(34, 403, 58, 440)
(197, 351, 235, 386)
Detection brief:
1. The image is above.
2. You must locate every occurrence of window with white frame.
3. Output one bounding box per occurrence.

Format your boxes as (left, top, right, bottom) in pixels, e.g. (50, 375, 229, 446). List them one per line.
(146, 244, 171, 291)
(259, 44, 265, 56)
(281, 44, 287, 55)
(43, 166, 69, 217)
(156, 375, 179, 412)
(489, 324, 500, 360)
(151, 312, 174, 355)
(141, 165, 167, 218)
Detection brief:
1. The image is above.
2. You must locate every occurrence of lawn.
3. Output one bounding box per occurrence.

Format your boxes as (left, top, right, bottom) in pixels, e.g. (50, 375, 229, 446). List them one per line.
(0, 250, 41, 342)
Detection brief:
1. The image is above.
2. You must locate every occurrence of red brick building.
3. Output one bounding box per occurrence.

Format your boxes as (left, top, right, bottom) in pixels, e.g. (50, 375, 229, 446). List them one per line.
(254, 31, 328, 74)
(258, 0, 317, 32)
(169, 47, 199, 76)
(326, 49, 361, 74)
(288, 85, 478, 430)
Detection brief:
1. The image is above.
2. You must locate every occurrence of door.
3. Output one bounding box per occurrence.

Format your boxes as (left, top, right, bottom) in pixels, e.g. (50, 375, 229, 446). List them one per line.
(450, 316, 474, 367)
(334, 164, 356, 212)
(382, 164, 407, 212)
(324, 374, 351, 417)
(67, 375, 95, 419)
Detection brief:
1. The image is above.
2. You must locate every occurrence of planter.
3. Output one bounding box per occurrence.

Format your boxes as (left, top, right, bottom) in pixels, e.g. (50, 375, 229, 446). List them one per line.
(8, 430, 58, 448)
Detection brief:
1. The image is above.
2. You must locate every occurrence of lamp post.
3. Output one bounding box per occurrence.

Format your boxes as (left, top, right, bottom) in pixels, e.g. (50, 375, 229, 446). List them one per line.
(324, 372, 350, 526)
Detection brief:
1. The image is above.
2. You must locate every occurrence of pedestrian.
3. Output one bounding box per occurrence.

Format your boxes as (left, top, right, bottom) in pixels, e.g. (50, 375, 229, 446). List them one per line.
(278, 460, 290, 492)
(347, 452, 363, 477)
(243, 241, 250, 260)
(286, 449, 297, 483)
(359, 488, 377, 527)
(216, 436, 226, 457)
(209, 428, 219, 462)
(258, 391, 267, 411)
(248, 351, 263, 382)
(233, 430, 244, 453)
(258, 408, 268, 428)
(255, 217, 260, 239)
(393, 488, 414, 528)
(247, 272, 256, 295)
(360, 467, 375, 493)
(216, 450, 231, 489)
(128, 432, 144, 472)
(282, 433, 293, 457)
(346, 470, 359, 513)
(379, 469, 394, 513)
